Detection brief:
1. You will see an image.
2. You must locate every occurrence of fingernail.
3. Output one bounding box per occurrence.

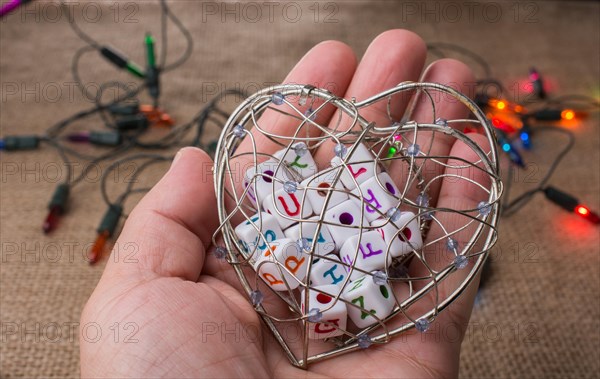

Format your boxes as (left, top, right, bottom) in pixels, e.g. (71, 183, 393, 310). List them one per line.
(172, 149, 184, 167)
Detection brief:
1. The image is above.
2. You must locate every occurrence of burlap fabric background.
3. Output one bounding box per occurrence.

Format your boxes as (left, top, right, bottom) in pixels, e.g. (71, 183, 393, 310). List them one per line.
(1, 1, 599, 377)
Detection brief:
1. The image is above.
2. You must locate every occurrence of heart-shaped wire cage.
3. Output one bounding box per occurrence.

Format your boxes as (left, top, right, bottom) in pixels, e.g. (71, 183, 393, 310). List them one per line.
(212, 82, 502, 368)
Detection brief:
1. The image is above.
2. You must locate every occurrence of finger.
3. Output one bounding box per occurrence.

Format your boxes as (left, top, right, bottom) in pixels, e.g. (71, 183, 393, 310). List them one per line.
(231, 40, 357, 187)
(427, 132, 492, 312)
(388, 58, 476, 206)
(104, 147, 217, 282)
(404, 133, 492, 368)
(223, 41, 357, 226)
(313, 29, 427, 165)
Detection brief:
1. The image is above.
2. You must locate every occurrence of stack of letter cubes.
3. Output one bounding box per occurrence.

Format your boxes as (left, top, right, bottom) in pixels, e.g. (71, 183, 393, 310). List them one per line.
(235, 142, 423, 339)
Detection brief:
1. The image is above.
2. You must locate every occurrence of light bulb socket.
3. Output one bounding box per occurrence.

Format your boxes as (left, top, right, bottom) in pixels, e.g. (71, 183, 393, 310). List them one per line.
(108, 102, 140, 116)
(98, 204, 123, 236)
(115, 114, 149, 131)
(2, 135, 40, 151)
(48, 184, 70, 212)
(89, 131, 122, 146)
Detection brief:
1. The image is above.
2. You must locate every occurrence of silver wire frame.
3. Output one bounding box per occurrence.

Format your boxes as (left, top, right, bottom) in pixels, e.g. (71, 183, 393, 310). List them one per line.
(212, 82, 502, 368)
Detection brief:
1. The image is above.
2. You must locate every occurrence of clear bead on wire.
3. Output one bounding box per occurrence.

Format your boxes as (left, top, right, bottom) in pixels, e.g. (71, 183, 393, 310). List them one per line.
(272, 92, 285, 105)
(232, 124, 245, 138)
(250, 290, 264, 306)
(415, 318, 430, 333)
(283, 181, 298, 194)
(292, 142, 308, 157)
(477, 201, 492, 216)
(334, 143, 347, 158)
(357, 334, 372, 349)
(372, 271, 388, 285)
(454, 255, 469, 269)
(386, 207, 402, 222)
(214, 246, 228, 260)
(407, 143, 420, 157)
(307, 308, 323, 322)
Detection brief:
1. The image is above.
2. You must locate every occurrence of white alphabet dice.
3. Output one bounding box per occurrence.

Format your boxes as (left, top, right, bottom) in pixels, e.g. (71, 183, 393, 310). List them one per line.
(341, 274, 395, 328)
(339, 231, 391, 281)
(308, 254, 347, 288)
(284, 217, 336, 256)
(352, 173, 400, 222)
(244, 159, 290, 206)
(234, 212, 285, 260)
(371, 211, 423, 257)
(323, 199, 368, 250)
(263, 187, 313, 229)
(273, 144, 318, 180)
(301, 170, 349, 213)
(254, 238, 307, 291)
(301, 285, 347, 339)
(331, 143, 378, 189)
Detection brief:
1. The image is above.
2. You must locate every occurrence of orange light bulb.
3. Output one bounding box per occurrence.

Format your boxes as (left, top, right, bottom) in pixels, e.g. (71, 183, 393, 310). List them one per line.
(561, 109, 575, 121)
(89, 230, 110, 264)
(487, 98, 526, 114)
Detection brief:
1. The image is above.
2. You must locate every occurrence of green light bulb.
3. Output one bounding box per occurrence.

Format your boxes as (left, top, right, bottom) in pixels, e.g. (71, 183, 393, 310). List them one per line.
(387, 146, 398, 158)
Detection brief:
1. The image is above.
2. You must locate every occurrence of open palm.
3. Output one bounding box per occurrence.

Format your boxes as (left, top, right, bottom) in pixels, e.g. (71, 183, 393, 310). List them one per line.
(81, 30, 490, 378)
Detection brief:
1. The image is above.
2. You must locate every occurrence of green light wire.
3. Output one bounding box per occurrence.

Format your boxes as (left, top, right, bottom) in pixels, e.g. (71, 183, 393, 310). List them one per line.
(145, 33, 156, 69)
(125, 62, 145, 78)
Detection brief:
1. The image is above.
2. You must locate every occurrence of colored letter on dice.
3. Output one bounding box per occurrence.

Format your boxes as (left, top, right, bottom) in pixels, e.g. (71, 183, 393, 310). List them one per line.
(244, 159, 290, 206)
(323, 199, 367, 250)
(341, 274, 395, 328)
(273, 144, 317, 179)
(302, 170, 349, 212)
(339, 231, 391, 280)
(301, 285, 347, 339)
(371, 211, 423, 257)
(234, 212, 285, 260)
(308, 254, 347, 288)
(284, 217, 336, 256)
(263, 188, 313, 229)
(254, 238, 308, 291)
(331, 143, 378, 189)
(352, 173, 400, 222)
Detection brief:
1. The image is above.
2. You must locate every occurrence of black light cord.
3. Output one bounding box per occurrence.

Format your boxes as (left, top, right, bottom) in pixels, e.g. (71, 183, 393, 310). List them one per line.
(191, 88, 248, 148)
(60, 1, 101, 49)
(159, 0, 169, 69)
(158, 0, 193, 72)
(540, 94, 600, 112)
(100, 153, 170, 208)
(427, 42, 492, 79)
(501, 125, 576, 217)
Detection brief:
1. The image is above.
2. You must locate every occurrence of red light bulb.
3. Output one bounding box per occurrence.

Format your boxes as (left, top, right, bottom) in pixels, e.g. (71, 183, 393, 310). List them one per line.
(575, 205, 600, 224)
(544, 187, 600, 225)
(529, 71, 539, 81)
(43, 205, 62, 234)
(43, 184, 69, 234)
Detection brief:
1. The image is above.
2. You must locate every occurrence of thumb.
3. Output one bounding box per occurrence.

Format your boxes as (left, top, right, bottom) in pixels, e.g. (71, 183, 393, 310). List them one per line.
(104, 147, 218, 282)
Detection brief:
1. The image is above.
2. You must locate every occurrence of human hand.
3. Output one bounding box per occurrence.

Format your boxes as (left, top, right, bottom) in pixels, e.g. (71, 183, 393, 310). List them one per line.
(81, 29, 490, 378)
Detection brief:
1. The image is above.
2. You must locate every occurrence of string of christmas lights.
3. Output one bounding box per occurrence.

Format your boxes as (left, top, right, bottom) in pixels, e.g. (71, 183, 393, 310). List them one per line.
(428, 43, 599, 224)
(0, 18, 597, 267)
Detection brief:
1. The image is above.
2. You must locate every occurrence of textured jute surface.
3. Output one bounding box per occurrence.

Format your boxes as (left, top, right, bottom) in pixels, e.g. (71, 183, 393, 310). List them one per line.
(1, 1, 599, 377)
